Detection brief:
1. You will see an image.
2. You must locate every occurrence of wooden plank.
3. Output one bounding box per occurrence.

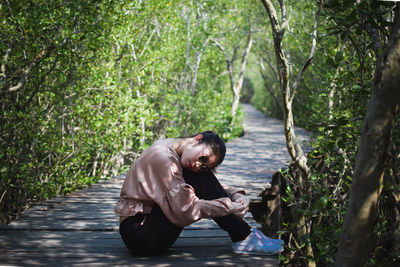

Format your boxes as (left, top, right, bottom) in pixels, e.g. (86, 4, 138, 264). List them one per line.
(46, 197, 119, 203)
(1, 258, 277, 267)
(0, 246, 278, 263)
(9, 212, 253, 223)
(15, 210, 117, 219)
(0, 245, 253, 256)
(2, 218, 208, 229)
(0, 237, 232, 251)
(18, 205, 254, 218)
(7, 215, 118, 223)
(0, 254, 278, 267)
(0, 230, 119, 239)
(0, 252, 278, 267)
(80, 183, 122, 189)
(61, 191, 119, 197)
(3, 221, 118, 231)
(2, 218, 257, 231)
(0, 229, 229, 240)
(23, 202, 116, 212)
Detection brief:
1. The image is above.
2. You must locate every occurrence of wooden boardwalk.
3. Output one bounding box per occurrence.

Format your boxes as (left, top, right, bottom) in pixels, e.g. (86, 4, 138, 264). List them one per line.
(0, 104, 309, 266)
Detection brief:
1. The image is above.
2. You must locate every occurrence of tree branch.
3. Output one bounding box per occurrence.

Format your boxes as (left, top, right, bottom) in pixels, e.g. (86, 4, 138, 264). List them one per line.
(290, 3, 321, 103)
(261, 0, 281, 40)
(231, 43, 240, 67)
(130, 43, 137, 61)
(211, 39, 227, 56)
(6, 43, 55, 93)
(139, 22, 158, 58)
(259, 57, 282, 115)
(20, 53, 60, 109)
(211, 39, 234, 91)
(235, 29, 253, 93)
(0, 47, 12, 79)
(189, 39, 209, 95)
(278, 0, 288, 38)
(260, 53, 278, 78)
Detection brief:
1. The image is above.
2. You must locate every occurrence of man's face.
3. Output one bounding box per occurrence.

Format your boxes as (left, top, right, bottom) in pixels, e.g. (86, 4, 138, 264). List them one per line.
(180, 139, 218, 172)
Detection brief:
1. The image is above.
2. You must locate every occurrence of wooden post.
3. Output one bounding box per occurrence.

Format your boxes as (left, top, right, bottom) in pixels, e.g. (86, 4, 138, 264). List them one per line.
(249, 170, 282, 238)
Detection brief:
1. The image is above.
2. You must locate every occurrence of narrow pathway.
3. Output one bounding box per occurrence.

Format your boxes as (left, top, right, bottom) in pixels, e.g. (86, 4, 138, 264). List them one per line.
(218, 104, 309, 198)
(0, 104, 309, 266)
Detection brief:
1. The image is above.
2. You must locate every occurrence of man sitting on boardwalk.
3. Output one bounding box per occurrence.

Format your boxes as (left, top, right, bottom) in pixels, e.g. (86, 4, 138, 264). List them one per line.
(115, 131, 284, 256)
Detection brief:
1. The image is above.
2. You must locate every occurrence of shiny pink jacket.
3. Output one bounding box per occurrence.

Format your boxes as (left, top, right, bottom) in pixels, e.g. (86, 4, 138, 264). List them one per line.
(114, 139, 245, 227)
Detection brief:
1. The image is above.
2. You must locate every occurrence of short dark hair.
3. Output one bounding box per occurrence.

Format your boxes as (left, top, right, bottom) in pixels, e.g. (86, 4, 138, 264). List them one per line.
(196, 131, 226, 166)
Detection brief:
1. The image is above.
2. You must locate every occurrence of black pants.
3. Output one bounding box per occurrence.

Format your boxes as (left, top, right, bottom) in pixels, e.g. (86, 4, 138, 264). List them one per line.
(119, 169, 252, 256)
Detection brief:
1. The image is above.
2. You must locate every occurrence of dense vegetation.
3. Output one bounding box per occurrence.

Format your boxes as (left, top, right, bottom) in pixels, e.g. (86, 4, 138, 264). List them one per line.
(1, 0, 399, 266)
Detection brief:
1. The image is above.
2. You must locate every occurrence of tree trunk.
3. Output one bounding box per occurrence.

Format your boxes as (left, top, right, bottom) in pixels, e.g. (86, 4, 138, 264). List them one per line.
(231, 30, 253, 122)
(261, 1, 321, 265)
(212, 29, 253, 124)
(258, 56, 283, 119)
(336, 6, 400, 266)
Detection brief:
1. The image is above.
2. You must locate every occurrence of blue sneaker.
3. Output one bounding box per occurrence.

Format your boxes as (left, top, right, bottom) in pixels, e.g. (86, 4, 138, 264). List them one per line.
(253, 228, 284, 246)
(232, 229, 284, 255)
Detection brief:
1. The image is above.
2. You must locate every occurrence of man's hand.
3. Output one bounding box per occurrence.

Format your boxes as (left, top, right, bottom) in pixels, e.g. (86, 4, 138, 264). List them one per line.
(231, 193, 249, 219)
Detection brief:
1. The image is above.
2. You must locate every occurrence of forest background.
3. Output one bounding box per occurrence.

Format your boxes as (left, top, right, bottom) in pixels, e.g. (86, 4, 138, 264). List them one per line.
(1, 0, 399, 266)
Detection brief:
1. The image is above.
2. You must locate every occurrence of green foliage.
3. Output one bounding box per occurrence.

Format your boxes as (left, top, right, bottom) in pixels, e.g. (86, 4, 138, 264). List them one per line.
(0, 0, 249, 224)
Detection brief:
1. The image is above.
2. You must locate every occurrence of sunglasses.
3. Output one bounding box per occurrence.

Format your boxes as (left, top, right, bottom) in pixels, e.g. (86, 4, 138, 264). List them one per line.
(198, 156, 209, 171)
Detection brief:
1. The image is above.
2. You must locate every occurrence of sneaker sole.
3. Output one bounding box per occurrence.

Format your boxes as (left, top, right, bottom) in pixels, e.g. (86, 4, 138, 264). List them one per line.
(233, 246, 284, 256)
